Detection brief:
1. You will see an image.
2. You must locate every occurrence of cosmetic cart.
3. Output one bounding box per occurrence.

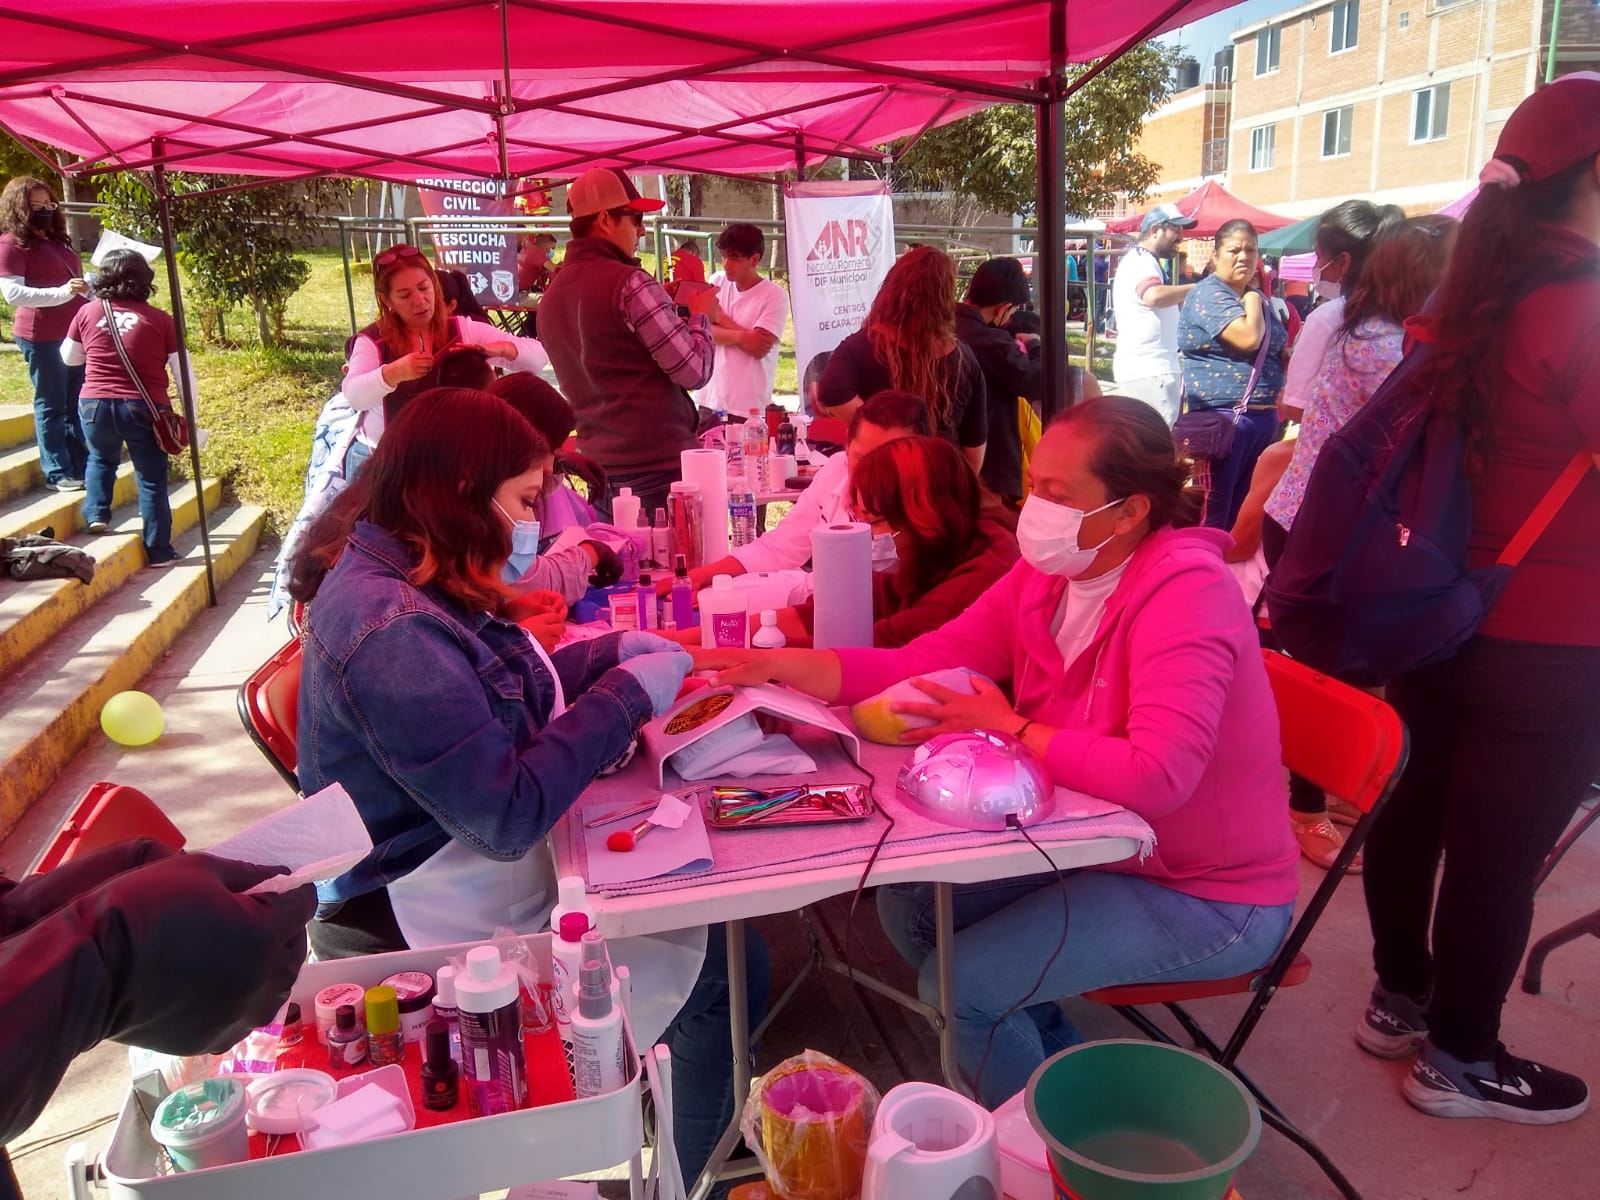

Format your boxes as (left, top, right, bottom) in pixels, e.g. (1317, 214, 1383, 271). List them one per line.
(64, 936, 686, 1200)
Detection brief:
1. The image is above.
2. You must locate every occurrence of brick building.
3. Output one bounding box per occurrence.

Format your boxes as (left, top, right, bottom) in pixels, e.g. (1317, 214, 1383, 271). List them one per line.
(1122, 80, 1235, 214)
(1225, 0, 1600, 217)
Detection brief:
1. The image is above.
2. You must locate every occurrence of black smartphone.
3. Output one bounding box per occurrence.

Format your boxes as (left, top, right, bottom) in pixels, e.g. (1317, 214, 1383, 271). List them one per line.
(675, 304, 692, 319)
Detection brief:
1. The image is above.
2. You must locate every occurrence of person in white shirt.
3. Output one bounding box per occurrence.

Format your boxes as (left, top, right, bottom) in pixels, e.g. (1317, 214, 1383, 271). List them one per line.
(1278, 200, 1404, 421)
(1111, 203, 1197, 425)
(696, 223, 790, 413)
(675, 389, 931, 593)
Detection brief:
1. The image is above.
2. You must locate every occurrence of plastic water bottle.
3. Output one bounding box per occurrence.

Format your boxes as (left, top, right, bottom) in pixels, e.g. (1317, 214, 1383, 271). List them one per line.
(743, 410, 768, 492)
(729, 485, 757, 548)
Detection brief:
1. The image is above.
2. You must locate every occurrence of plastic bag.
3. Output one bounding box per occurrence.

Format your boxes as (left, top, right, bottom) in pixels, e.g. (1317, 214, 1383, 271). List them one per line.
(490, 927, 555, 1035)
(740, 1051, 879, 1200)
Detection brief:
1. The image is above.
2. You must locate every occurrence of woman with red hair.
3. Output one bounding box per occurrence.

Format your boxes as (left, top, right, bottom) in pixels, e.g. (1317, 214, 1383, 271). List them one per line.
(781, 435, 1018, 647)
(290, 387, 767, 1184)
(816, 246, 988, 470)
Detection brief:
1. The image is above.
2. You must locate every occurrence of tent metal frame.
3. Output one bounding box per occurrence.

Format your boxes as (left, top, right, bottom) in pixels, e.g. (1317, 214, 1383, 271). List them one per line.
(1, 0, 1195, 602)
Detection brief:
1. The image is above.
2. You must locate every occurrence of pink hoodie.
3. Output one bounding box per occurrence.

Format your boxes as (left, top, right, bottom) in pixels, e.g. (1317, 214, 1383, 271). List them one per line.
(836, 526, 1300, 908)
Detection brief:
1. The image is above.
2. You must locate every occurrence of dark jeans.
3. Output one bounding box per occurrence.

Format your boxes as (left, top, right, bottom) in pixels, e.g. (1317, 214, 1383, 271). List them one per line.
(79, 397, 175, 563)
(1199, 408, 1278, 530)
(311, 894, 768, 1187)
(1364, 636, 1600, 1061)
(17, 335, 87, 483)
(607, 466, 681, 521)
(1262, 515, 1323, 816)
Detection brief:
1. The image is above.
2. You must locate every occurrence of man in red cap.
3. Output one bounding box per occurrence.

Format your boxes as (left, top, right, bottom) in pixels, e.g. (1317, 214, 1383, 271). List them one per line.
(539, 167, 720, 514)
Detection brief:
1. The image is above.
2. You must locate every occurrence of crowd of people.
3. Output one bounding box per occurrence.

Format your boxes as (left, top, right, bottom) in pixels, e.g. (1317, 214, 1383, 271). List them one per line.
(5, 73, 1599, 1187)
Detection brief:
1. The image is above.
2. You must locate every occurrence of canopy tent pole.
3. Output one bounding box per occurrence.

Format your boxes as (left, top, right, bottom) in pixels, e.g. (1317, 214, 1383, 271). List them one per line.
(151, 139, 218, 606)
(1035, 0, 1069, 424)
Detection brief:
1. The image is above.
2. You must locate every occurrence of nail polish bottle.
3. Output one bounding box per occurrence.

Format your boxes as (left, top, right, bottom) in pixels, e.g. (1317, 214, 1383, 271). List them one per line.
(327, 1004, 367, 1073)
(420, 1019, 459, 1111)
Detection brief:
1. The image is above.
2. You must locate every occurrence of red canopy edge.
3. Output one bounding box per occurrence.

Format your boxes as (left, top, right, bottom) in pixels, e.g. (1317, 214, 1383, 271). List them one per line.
(1107, 179, 1296, 239)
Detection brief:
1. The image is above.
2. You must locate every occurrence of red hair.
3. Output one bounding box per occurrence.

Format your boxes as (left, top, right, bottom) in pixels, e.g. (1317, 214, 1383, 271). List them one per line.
(865, 247, 961, 431)
(290, 389, 547, 613)
(850, 435, 982, 602)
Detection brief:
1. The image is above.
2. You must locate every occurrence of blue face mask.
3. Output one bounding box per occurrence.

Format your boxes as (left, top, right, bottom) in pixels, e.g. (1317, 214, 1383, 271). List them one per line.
(493, 498, 541, 581)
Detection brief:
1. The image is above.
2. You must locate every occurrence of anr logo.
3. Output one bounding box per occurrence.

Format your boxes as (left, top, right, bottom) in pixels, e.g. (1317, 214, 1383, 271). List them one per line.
(806, 219, 871, 262)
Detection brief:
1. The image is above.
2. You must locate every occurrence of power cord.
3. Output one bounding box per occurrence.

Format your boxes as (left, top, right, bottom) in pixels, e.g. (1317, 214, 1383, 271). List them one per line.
(833, 764, 895, 1063)
(970, 813, 1073, 1101)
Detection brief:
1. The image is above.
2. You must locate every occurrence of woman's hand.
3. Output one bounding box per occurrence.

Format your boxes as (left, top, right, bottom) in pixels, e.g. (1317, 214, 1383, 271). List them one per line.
(382, 351, 434, 385)
(522, 608, 566, 653)
(506, 588, 566, 626)
(484, 340, 520, 361)
(67, 278, 90, 297)
(691, 647, 777, 687)
(892, 675, 1023, 744)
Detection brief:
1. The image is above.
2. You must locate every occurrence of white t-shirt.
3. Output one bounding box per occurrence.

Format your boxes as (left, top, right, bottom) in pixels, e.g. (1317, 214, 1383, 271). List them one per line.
(1280, 296, 1344, 414)
(697, 275, 790, 413)
(1051, 558, 1130, 669)
(1111, 247, 1180, 382)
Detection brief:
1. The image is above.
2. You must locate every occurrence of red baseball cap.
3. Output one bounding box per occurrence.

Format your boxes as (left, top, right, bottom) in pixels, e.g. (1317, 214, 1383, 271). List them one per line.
(1491, 72, 1600, 183)
(565, 167, 665, 219)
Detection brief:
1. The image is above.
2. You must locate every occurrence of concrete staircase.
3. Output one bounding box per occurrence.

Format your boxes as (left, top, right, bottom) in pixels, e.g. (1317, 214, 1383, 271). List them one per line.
(0, 404, 268, 840)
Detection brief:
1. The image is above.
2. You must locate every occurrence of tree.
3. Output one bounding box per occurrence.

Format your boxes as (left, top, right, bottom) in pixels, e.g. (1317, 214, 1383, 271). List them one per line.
(892, 43, 1181, 222)
(94, 172, 352, 346)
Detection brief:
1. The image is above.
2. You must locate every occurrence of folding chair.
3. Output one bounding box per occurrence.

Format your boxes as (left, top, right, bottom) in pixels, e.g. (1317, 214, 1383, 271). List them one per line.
(237, 635, 304, 793)
(1083, 650, 1409, 1200)
(1521, 778, 1600, 995)
(30, 781, 187, 874)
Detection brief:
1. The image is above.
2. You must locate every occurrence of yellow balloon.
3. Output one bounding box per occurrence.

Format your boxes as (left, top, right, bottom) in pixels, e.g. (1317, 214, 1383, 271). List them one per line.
(101, 690, 165, 747)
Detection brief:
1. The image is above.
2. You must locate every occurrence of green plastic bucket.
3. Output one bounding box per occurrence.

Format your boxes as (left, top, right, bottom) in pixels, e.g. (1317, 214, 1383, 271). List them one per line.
(1024, 1041, 1260, 1200)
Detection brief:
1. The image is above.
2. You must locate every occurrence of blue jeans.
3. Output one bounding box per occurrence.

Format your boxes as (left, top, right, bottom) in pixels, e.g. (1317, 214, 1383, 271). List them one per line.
(16, 335, 87, 483)
(662, 923, 770, 1189)
(1200, 407, 1279, 530)
(877, 872, 1294, 1107)
(79, 397, 176, 563)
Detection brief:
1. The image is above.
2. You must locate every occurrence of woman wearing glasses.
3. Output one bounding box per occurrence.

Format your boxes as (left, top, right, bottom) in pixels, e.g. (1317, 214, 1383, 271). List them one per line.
(342, 244, 547, 479)
(0, 177, 90, 492)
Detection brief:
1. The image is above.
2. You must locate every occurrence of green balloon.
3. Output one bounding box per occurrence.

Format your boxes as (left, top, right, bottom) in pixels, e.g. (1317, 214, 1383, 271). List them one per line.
(101, 690, 165, 747)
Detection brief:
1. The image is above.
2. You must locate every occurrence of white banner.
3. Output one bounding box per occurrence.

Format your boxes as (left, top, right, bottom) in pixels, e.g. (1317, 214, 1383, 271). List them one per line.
(783, 181, 895, 414)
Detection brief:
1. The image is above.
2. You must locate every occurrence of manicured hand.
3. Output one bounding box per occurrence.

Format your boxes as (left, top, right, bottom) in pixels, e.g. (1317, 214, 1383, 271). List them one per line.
(484, 340, 520, 360)
(693, 647, 775, 687)
(891, 675, 1022, 744)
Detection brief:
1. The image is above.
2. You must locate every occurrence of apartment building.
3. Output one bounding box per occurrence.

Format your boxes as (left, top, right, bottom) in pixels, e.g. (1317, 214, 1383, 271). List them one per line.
(1124, 78, 1235, 212)
(1226, 0, 1600, 217)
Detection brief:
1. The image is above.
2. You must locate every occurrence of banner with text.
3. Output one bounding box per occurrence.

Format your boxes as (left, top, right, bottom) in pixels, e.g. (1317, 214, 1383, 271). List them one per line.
(783, 180, 895, 413)
(416, 178, 520, 307)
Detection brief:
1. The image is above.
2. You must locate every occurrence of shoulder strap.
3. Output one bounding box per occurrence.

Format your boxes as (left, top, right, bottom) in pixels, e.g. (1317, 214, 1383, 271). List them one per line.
(100, 300, 160, 421)
(1498, 451, 1594, 567)
(1236, 313, 1275, 413)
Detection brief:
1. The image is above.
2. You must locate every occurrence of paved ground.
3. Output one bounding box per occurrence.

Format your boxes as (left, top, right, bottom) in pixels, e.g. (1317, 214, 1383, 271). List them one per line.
(5, 549, 1599, 1199)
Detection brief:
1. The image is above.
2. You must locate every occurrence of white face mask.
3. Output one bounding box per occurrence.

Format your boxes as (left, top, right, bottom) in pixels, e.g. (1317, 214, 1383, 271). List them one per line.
(1017, 494, 1124, 578)
(870, 531, 899, 573)
(1311, 263, 1341, 302)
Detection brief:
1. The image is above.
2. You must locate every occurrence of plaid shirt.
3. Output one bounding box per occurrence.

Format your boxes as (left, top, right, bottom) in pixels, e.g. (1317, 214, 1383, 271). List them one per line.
(617, 269, 714, 390)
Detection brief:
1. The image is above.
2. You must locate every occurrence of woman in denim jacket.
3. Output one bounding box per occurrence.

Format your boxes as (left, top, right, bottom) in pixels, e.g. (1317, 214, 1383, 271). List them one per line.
(290, 388, 768, 1183)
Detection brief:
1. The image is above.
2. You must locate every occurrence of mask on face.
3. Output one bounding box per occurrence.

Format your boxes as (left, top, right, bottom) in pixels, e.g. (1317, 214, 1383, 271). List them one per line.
(1016, 494, 1124, 579)
(493, 498, 541, 580)
(1311, 263, 1342, 302)
(870, 531, 899, 573)
(27, 208, 53, 232)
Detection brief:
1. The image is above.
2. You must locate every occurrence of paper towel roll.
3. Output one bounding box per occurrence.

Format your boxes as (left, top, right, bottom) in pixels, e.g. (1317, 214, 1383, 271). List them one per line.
(681, 448, 730, 562)
(811, 523, 874, 649)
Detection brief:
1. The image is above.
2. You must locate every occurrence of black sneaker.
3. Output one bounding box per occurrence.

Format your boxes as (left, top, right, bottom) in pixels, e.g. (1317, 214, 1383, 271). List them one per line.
(1356, 985, 1429, 1059)
(47, 477, 86, 493)
(86, 521, 110, 534)
(1405, 1041, 1589, 1125)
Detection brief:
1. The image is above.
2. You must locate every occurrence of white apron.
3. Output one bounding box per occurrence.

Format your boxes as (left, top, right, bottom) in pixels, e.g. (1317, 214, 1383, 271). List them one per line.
(387, 631, 706, 1045)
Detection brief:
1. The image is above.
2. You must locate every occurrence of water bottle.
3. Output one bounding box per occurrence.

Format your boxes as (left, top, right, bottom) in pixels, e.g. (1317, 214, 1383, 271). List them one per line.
(729, 485, 757, 548)
(743, 410, 768, 493)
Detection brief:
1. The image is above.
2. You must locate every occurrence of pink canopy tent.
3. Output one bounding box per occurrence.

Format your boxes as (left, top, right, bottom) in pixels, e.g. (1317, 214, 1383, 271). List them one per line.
(1107, 179, 1295, 238)
(0, 0, 1249, 604)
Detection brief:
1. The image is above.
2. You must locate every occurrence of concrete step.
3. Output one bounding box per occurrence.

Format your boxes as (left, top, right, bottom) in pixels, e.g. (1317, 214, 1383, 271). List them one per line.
(0, 460, 137, 541)
(0, 476, 222, 679)
(0, 442, 42, 503)
(0, 503, 266, 840)
(0, 405, 31, 452)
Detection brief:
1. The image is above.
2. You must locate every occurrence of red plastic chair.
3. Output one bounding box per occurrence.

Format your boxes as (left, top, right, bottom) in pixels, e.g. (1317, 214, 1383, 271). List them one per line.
(30, 782, 187, 874)
(1083, 650, 1408, 1200)
(237, 635, 304, 793)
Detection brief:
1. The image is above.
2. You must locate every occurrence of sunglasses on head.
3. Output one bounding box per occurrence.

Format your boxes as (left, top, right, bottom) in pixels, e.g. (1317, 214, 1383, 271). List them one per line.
(374, 244, 427, 269)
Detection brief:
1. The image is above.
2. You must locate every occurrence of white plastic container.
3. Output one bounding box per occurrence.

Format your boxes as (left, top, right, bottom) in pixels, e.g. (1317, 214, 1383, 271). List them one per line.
(992, 1088, 1052, 1200)
(698, 573, 749, 650)
(570, 960, 627, 1099)
(550, 911, 590, 1071)
(149, 1077, 250, 1173)
(752, 609, 787, 649)
(610, 486, 641, 532)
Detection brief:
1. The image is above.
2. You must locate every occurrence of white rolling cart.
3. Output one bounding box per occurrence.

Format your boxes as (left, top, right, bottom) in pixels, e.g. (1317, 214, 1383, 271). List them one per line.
(65, 936, 685, 1200)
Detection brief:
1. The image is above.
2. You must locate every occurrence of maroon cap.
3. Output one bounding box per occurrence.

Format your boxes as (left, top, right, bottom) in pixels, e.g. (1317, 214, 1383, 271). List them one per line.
(1491, 72, 1600, 183)
(566, 167, 665, 219)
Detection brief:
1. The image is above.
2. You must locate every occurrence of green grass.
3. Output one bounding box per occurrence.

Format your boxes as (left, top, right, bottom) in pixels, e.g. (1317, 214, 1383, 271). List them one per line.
(0, 249, 1111, 538)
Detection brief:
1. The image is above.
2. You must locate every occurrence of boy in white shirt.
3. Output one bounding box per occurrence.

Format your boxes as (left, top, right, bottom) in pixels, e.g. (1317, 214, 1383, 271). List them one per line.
(697, 223, 790, 413)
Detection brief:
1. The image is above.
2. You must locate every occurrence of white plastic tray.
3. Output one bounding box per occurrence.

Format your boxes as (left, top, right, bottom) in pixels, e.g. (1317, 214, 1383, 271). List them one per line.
(92, 937, 657, 1200)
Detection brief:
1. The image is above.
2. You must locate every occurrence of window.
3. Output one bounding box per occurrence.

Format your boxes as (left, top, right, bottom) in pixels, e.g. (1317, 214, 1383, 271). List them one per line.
(1322, 106, 1354, 157)
(1250, 124, 1277, 171)
(1330, 0, 1360, 52)
(1412, 82, 1451, 141)
(1256, 25, 1281, 75)
(1397, 10, 1410, 29)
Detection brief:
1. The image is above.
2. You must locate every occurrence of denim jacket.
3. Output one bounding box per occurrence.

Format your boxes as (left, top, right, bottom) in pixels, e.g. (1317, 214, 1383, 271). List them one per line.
(298, 521, 651, 909)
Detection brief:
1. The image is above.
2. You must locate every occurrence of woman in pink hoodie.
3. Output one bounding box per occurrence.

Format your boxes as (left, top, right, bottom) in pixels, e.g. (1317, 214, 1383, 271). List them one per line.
(701, 397, 1299, 1104)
